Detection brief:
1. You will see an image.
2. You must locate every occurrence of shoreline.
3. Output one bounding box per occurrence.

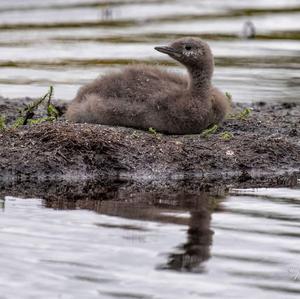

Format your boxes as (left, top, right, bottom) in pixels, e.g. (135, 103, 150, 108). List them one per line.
(0, 96, 299, 197)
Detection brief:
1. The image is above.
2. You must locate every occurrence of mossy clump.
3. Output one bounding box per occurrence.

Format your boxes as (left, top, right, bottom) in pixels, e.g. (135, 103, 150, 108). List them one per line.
(237, 107, 252, 120)
(148, 127, 157, 135)
(2, 86, 60, 130)
(0, 115, 6, 131)
(220, 131, 233, 141)
(228, 107, 252, 121)
(201, 124, 218, 138)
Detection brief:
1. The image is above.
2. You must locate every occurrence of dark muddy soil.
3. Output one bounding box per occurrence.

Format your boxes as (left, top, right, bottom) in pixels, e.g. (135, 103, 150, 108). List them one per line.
(0, 96, 299, 198)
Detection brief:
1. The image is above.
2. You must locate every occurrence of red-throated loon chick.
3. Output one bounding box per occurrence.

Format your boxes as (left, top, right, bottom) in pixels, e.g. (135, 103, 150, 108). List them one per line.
(66, 37, 230, 134)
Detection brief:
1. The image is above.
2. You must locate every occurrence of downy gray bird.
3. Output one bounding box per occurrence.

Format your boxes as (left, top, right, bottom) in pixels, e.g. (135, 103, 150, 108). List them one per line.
(66, 37, 230, 134)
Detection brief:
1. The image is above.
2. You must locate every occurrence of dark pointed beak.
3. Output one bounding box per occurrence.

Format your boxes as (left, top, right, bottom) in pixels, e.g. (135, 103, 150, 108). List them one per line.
(154, 46, 181, 56)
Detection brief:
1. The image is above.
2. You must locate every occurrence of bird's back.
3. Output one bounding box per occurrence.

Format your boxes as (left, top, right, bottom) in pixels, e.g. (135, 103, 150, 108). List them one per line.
(74, 64, 187, 104)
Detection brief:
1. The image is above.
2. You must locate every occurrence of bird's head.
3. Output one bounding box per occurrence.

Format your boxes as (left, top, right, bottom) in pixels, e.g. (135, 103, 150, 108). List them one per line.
(155, 37, 214, 76)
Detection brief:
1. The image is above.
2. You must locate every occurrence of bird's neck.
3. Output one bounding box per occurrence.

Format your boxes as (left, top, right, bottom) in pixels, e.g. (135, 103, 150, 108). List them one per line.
(187, 67, 211, 95)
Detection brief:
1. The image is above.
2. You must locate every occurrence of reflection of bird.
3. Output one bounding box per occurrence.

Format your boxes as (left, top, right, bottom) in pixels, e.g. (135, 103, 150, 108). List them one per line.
(160, 193, 214, 273)
(45, 188, 223, 273)
(66, 37, 230, 134)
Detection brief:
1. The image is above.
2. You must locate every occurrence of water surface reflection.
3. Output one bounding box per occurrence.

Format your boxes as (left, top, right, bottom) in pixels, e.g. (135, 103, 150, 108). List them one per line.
(46, 190, 222, 273)
(1, 183, 300, 298)
(0, 0, 299, 102)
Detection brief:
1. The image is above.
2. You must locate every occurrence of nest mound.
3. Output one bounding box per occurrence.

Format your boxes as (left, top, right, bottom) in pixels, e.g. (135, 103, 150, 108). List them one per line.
(0, 100, 299, 193)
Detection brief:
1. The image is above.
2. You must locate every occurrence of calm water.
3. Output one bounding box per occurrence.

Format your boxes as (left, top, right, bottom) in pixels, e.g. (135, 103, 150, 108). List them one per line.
(1, 188, 300, 299)
(0, 0, 300, 102)
(1, 1, 300, 298)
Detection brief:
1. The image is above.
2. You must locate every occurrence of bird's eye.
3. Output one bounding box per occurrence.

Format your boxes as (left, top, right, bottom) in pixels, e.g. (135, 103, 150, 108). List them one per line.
(185, 46, 192, 51)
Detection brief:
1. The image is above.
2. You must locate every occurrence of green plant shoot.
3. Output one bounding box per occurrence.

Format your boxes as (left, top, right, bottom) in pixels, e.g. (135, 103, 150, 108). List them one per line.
(201, 124, 218, 138)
